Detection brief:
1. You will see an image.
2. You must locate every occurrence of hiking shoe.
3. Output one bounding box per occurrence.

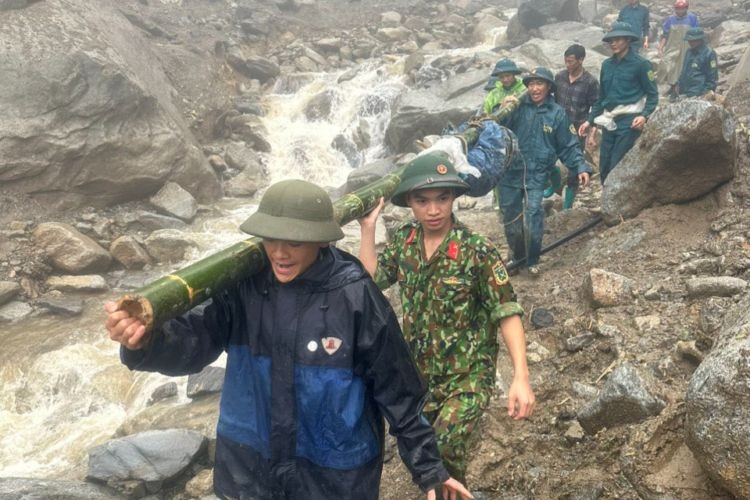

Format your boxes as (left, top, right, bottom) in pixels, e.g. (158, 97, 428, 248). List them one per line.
(528, 265, 540, 277)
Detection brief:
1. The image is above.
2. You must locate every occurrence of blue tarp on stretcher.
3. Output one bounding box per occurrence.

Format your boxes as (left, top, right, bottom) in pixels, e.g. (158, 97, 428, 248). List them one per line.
(456, 121, 517, 197)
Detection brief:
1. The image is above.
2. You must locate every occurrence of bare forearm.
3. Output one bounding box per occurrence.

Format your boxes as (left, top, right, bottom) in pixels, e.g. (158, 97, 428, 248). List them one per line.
(499, 315, 529, 381)
(359, 225, 378, 277)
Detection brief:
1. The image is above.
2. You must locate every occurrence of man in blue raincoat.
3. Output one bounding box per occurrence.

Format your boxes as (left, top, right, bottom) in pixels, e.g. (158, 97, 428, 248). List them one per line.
(498, 67, 591, 276)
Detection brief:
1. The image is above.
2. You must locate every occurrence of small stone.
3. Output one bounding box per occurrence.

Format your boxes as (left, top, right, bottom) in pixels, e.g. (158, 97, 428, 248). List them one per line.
(676, 340, 704, 364)
(530, 308, 554, 329)
(564, 421, 585, 443)
(564, 332, 596, 352)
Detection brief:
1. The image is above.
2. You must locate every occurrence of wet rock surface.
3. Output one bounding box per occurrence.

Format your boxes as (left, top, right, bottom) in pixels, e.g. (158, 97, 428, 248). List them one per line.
(686, 293, 750, 499)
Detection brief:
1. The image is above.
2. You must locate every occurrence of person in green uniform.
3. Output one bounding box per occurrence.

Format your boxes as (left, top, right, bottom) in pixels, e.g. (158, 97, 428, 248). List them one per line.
(498, 67, 591, 275)
(579, 22, 659, 183)
(357, 152, 535, 485)
(481, 58, 526, 115)
(677, 27, 718, 97)
(617, 0, 650, 53)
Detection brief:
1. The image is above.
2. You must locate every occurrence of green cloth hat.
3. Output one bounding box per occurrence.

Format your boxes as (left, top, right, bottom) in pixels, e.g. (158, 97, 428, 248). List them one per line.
(391, 152, 470, 207)
(240, 179, 344, 242)
(492, 58, 522, 76)
(523, 67, 556, 92)
(602, 21, 640, 42)
(684, 27, 705, 41)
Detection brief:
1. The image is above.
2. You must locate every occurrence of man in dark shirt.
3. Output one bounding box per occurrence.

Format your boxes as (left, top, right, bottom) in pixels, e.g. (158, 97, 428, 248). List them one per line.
(579, 22, 659, 184)
(677, 27, 718, 97)
(554, 44, 599, 209)
(618, 0, 650, 53)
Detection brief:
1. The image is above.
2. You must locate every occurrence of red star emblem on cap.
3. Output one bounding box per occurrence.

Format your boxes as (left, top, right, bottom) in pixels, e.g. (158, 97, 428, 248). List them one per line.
(436, 164, 448, 174)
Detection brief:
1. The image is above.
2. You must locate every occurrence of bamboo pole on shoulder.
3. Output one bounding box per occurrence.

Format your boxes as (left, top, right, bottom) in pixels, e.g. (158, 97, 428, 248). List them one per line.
(115, 96, 523, 331)
(116, 165, 407, 332)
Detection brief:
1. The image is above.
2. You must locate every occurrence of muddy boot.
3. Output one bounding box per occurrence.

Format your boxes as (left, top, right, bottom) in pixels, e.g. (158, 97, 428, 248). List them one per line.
(562, 186, 577, 210)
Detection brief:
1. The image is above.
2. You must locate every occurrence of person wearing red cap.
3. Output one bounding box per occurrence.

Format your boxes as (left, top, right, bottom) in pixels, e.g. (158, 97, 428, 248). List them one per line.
(658, 0, 700, 96)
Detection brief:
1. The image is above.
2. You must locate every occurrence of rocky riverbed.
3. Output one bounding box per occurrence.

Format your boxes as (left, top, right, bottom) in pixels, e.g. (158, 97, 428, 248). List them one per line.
(1, 0, 750, 498)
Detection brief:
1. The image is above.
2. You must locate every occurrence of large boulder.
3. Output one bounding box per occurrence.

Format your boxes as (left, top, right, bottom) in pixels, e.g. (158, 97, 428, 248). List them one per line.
(33, 222, 112, 274)
(87, 429, 207, 487)
(511, 38, 606, 75)
(516, 0, 581, 30)
(0, 1, 221, 212)
(385, 69, 487, 153)
(725, 44, 750, 121)
(686, 291, 750, 499)
(601, 100, 736, 225)
(537, 22, 605, 54)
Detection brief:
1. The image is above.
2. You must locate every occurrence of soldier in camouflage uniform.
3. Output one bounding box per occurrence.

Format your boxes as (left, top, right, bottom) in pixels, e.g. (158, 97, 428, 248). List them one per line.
(358, 152, 536, 484)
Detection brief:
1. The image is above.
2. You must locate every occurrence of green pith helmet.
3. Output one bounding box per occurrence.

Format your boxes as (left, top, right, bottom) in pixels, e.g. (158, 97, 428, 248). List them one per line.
(239, 179, 344, 242)
(602, 21, 640, 42)
(684, 27, 705, 41)
(492, 58, 522, 76)
(523, 67, 557, 92)
(390, 152, 470, 207)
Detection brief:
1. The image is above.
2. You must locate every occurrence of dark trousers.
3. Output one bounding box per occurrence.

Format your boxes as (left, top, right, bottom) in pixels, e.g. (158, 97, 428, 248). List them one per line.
(499, 185, 544, 267)
(599, 127, 641, 184)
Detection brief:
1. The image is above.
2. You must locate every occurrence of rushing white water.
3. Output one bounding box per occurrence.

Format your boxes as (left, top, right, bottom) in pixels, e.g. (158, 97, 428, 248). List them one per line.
(0, 30, 504, 479)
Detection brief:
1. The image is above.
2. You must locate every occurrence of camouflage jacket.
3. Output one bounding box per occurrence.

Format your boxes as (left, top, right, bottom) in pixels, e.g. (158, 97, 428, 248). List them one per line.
(375, 216, 524, 380)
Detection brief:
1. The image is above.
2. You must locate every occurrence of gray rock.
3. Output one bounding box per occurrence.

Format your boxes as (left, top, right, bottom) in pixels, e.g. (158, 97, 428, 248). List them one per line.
(314, 37, 343, 52)
(380, 11, 402, 27)
(46, 275, 108, 293)
(346, 159, 397, 192)
(143, 230, 197, 263)
(517, 0, 581, 29)
(0, 281, 21, 307)
(530, 308, 554, 329)
(578, 363, 665, 434)
(385, 69, 488, 153)
(148, 382, 178, 406)
(110, 235, 152, 270)
(582, 268, 635, 308)
(224, 168, 261, 198)
(0, 0, 27, 11)
(304, 90, 338, 121)
(33, 223, 111, 274)
(511, 38, 606, 75)
(331, 134, 362, 168)
(726, 44, 750, 121)
(686, 292, 750, 499)
(538, 22, 605, 51)
(36, 294, 85, 316)
(565, 332, 597, 352)
(223, 114, 271, 152)
(564, 421, 585, 443)
(87, 429, 207, 485)
(686, 277, 748, 298)
(0, 1, 220, 211)
(226, 47, 280, 83)
(376, 27, 412, 43)
(187, 366, 225, 399)
(0, 478, 122, 499)
(149, 182, 198, 222)
(700, 298, 729, 333)
(602, 101, 736, 225)
(128, 211, 188, 232)
(0, 300, 33, 322)
(571, 381, 599, 400)
(224, 143, 264, 174)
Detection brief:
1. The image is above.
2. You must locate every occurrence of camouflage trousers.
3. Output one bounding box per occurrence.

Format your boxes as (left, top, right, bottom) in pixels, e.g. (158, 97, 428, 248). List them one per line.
(422, 370, 494, 483)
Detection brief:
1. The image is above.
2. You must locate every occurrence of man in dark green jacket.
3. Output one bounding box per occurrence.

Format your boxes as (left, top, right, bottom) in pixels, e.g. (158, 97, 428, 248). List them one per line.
(677, 27, 718, 97)
(498, 67, 591, 275)
(618, 0, 650, 53)
(579, 22, 659, 183)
